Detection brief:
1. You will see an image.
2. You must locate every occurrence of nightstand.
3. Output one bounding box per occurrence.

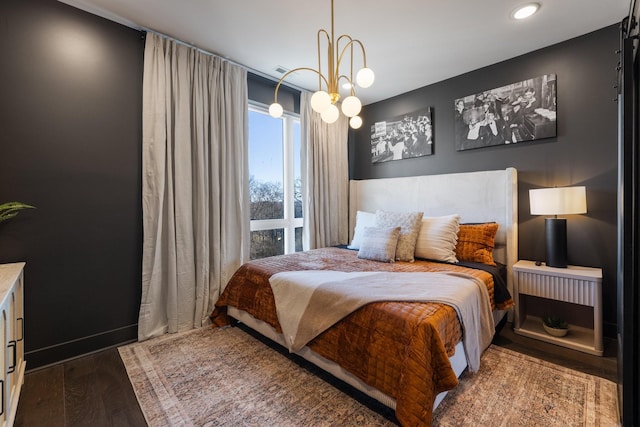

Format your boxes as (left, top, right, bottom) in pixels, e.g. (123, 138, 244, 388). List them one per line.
(512, 260, 603, 356)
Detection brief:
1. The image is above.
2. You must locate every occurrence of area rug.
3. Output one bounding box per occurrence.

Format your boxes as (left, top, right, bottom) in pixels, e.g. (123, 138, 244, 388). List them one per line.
(432, 345, 619, 427)
(118, 326, 394, 426)
(119, 326, 619, 427)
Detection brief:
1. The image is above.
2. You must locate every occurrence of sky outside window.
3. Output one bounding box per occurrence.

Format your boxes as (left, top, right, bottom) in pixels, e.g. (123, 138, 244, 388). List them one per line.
(249, 110, 284, 184)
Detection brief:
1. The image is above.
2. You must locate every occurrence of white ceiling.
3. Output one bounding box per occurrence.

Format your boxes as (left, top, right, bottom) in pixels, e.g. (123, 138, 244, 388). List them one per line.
(58, 0, 630, 106)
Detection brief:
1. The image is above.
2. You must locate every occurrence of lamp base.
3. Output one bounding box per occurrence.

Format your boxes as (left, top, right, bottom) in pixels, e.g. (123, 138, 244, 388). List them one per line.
(545, 218, 568, 268)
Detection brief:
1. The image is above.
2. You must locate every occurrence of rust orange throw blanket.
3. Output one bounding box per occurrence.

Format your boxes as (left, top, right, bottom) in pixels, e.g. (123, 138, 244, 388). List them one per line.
(269, 270, 494, 372)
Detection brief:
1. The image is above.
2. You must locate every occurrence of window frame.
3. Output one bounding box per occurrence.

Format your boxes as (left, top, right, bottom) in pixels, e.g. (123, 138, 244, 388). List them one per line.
(248, 103, 303, 255)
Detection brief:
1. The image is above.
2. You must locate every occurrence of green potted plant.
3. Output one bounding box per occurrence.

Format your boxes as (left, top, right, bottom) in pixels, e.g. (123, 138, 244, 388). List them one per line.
(542, 315, 569, 337)
(0, 202, 35, 224)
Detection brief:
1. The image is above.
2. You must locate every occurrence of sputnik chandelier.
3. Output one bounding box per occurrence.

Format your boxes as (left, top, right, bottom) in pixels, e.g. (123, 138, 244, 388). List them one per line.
(268, 0, 374, 129)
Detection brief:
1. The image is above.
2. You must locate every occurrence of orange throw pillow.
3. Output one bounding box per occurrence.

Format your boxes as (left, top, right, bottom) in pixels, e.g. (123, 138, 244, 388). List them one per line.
(455, 223, 498, 266)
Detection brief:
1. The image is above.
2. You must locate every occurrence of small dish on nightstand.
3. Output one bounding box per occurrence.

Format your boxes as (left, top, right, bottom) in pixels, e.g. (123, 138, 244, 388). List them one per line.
(543, 322, 569, 337)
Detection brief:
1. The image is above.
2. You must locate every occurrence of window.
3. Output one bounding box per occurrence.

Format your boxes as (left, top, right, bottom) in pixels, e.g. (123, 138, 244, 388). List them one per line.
(248, 104, 302, 260)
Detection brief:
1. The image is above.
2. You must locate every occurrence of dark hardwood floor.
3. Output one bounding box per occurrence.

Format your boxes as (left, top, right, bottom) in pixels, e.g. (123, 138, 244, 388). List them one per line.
(15, 346, 146, 427)
(15, 324, 618, 426)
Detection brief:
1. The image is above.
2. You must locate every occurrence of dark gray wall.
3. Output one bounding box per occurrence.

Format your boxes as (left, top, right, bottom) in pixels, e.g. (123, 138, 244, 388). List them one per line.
(0, 0, 144, 368)
(351, 25, 621, 336)
(248, 73, 300, 114)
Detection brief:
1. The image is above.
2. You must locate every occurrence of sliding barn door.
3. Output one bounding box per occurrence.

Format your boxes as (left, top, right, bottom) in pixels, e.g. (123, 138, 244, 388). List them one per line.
(617, 4, 640, 426)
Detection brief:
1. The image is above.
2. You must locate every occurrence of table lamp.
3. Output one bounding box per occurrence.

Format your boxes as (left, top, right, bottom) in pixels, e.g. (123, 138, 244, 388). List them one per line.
(529, 186, 587, 268)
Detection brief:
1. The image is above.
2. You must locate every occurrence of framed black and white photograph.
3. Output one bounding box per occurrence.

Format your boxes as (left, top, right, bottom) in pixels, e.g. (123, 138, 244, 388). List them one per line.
(370, 108, 433, 163)
(454, 74, 557, 151)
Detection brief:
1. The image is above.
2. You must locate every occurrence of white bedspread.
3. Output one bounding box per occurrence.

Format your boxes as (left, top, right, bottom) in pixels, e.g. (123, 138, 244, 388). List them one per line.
(269, 270, 495, 372)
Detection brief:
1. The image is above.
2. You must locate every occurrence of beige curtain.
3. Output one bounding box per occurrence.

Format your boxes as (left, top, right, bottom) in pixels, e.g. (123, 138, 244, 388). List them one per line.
(139, 32, 249, 341)
(300, 91, 349, 250)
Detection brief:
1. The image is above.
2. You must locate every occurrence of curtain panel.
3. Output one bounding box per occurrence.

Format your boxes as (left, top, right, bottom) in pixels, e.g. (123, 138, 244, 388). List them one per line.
(301, 92, 349, 250)
(139, 32, 249, 341)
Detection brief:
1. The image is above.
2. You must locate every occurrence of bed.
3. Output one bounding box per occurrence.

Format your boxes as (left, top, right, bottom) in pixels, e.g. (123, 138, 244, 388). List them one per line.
(210, 168, 518, 426)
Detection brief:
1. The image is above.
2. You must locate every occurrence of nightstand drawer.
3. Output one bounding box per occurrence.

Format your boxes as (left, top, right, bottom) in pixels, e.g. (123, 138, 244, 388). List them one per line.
(516, 271, 598, 306)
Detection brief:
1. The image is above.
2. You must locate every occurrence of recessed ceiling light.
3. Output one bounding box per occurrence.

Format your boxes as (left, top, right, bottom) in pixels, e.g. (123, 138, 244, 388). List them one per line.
(511, 3, 540, 20)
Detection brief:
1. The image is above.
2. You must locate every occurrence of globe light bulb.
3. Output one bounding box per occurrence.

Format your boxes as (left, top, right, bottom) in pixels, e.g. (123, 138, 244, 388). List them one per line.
(320, 104, 339, 123)
(356, 68, 375, 88)
(341, 96, 362, 117)
(310, 91, 331, 113)
(269, 103, 283, 118)
(349, 116, 363, 129)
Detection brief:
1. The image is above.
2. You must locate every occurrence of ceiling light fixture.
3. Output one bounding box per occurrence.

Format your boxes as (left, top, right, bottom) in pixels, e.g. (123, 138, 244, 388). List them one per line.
(511, 3, 540, 20)
(268, 0, 374, 129)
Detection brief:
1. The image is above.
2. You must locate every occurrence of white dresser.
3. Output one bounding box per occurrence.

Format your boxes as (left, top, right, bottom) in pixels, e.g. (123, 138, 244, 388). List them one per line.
(0, 263, 25, 426)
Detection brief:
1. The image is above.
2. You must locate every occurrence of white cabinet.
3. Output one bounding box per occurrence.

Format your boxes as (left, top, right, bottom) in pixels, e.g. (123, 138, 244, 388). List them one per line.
(0, 263, 25, 427)
(513, 260, 603, 356)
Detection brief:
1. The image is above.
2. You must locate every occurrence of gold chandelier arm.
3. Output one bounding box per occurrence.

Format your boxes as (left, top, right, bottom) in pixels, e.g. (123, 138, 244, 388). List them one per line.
(336, 34, 354, 92)
(351, 39, 368, 66)
(336, 37, 368, 70)
(273, 67, 329, 102)
(317, 29, 331, 91)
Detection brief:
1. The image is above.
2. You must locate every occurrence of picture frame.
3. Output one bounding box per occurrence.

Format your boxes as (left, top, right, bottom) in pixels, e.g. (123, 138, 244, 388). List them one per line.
(454, 74, 557, 151)
(370, 108, 433, 163)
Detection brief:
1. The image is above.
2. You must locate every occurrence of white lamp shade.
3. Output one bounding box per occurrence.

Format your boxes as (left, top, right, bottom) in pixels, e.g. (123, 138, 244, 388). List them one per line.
(320, 104, 340, 123)
(349, 116, 363, 129)
(268, 103, 283, 118)
(341, 96, 362, 117)
(356, 68, 375, 88)
(310, 90, 331, 113)
(529, 186, 587, 215)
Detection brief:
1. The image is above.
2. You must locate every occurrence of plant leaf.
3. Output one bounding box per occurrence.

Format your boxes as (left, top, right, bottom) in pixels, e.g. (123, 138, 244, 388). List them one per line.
(0, 202, 35, 224)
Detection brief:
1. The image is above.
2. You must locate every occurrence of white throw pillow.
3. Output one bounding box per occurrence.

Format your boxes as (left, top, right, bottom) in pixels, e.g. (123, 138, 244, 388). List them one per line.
(348, 211, 376, 250)
(414, 214, 461, 263)
(374, 210, 424, 262)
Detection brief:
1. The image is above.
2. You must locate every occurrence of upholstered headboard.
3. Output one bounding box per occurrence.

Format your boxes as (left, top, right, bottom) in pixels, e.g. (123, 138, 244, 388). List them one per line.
(349, 168, 518, 294)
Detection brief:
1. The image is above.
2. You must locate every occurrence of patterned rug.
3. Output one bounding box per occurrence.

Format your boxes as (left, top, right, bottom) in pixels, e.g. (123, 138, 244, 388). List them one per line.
(118, 326, 619, 427)
(432, 345, 619, 427)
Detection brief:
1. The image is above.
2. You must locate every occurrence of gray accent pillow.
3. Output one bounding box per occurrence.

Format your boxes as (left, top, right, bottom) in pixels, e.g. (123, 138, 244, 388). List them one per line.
(375, 210, 424, 262)
(357, 226, 401, 263)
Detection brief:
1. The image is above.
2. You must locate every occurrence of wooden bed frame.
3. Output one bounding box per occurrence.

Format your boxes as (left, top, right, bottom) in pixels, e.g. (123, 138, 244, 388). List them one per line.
(229, 167, 518, 413)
